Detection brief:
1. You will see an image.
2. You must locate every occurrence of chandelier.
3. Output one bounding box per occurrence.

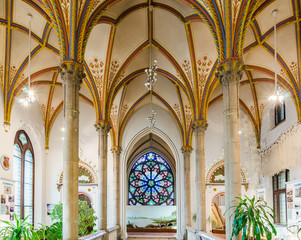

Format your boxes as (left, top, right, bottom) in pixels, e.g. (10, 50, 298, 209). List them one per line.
(145, 4, 158, 129)
(268, 10, 284, 103)
(22, 14, 36, 106)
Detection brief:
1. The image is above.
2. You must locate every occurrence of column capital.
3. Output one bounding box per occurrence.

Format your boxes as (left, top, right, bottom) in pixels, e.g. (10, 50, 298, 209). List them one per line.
(111, 146, 122, 154)
(94, 120, 111, 134)
(181, 145, 192, 154)
(192, 119, 208, 133)
(58, 61, 85, 86)
(215, 58, 244, 86)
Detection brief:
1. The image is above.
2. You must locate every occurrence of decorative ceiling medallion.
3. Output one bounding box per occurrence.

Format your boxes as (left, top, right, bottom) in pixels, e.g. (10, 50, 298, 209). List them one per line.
(1, 155, 10, 171)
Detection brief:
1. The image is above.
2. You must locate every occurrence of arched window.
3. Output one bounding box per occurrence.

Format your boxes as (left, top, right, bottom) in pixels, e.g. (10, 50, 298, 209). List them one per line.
(79, 193, 92, 208)
(13, 131, 34, 224)
(128, 152, 174, 206)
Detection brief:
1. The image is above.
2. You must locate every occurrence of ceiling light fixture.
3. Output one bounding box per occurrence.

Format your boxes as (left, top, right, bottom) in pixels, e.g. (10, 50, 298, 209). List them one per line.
(23, 14, 36, 106)
(145, 4, 158, 130)
(268, 10, 284, 103)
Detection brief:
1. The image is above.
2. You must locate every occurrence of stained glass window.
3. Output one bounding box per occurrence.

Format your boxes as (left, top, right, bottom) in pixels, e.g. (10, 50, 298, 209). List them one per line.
(13, 131, 34, 224)
(128, 152, 174, 206)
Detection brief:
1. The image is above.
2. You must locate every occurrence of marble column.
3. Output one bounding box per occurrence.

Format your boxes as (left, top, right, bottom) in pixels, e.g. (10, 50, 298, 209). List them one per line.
(182, 146, 192, 228)
(111, 146, 122, 233)
(216, 59, 243, 240)
(192, 120, 208, 232)
(59, 62, 84, 240)
(95, 121, 111, 231)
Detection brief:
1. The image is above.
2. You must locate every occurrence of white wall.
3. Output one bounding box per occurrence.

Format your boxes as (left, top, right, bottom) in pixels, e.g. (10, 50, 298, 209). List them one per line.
(204, 99, 260, 229)
(121, 104, 184, 238)
(45, 101, 99, 225)
(0, 90, 46, 224)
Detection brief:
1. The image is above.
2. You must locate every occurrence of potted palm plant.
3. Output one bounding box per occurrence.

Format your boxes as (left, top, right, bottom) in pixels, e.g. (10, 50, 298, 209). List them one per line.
(0, 215, 39, 240)
(230, 195, 277, 240)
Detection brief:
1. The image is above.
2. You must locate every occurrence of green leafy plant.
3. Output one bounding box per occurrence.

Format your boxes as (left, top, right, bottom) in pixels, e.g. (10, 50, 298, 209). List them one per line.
(50, 200, 97, 237)
(0, 215, 39, 240)
(230, 195, 277, 240)
(36, 222, 62, 240)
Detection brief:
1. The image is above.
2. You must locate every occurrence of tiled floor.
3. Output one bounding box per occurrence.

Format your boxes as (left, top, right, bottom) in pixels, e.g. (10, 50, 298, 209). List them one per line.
(212, 233, 226, 239)
(127, 232, 176, 236)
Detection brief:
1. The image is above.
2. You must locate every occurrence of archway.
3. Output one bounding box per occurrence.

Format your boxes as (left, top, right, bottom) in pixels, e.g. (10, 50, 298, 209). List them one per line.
(122, 132, 180, 238)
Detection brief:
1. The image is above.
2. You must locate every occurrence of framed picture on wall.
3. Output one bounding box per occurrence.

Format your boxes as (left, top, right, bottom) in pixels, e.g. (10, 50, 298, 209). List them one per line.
(1, 155, 10, 171)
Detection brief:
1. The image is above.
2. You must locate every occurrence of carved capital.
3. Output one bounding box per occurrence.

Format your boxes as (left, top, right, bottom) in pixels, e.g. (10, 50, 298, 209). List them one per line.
(111, 146, 122, 154)
(94, 120, 111, 135)
(181, 145, 192, 154)
(192, 119, 208, 133)
(58, 61, 85, 87)
(215, 58, 244, 86)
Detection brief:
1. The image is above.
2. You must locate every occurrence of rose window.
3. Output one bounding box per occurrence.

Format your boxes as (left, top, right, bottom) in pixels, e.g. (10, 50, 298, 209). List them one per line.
(128, 152, 174, 205)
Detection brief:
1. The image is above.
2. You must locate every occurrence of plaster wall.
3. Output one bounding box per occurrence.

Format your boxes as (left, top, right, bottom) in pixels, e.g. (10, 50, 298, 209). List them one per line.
(121, 104, 184, 238)
(45, 101, 110, 226)
(0, 89, 46, 225)
(204, 99, 260, 229)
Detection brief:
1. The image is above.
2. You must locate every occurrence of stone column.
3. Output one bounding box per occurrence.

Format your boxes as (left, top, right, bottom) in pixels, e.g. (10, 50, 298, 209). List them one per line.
(192, 120, 208, 232)
(111, 146, 122, 233)
(59, 62, 84, 240)
(182, 146, 192, 228)
(216, 59, 243, 240)
(95, 121, 111, 231)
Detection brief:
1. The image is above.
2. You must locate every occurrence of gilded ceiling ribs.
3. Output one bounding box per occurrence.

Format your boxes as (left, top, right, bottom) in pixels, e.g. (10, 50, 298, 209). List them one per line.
(0, 0, 300, 150)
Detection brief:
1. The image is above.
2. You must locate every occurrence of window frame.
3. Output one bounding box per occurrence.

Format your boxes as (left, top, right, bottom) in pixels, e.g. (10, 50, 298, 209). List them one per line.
(272, 169, 289, 224)
(14, 130, 35, 224)
(275, 102, 286, 126)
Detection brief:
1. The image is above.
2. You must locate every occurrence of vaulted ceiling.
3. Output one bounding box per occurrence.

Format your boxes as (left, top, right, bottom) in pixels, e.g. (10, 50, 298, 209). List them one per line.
(0, 0, 300, 149)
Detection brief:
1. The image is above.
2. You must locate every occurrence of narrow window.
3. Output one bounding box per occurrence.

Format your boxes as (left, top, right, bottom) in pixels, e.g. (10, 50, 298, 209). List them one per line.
(275, 102, 285, 126)
(273, 170, 289, 224)
(13, 130, 34, 224)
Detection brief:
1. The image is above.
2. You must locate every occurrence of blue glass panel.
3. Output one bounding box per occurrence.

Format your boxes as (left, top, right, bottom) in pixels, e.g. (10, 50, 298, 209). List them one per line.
(280, 103, 285, 121)
(279, 193, 286, 224)
(278, 171, 286, 190)
(25, 150, 33, 163)
(19, 133, 28, 145)
(128, 152, 174, 205)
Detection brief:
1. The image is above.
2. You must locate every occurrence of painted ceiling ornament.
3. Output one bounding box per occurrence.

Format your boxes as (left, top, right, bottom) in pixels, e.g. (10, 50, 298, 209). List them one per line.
(173, 104, 182, 122)
(110, 104, 118, 130)
(184, 104, 192, 129)
(281, 61, 298, 82)
(197, 56, 213, 96)
(232, 0, 242, 23)
(121, 104, 128, 121)
(182, 59, 193, 88)
(61, 0, 70, 28)
(0, 64, 4, 87)
(108, 60, 120, 88)
(88, 57, 104, 94)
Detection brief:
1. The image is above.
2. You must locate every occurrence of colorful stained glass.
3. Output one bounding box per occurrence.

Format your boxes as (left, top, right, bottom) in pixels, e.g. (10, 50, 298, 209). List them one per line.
(128, 152, 174, 205)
